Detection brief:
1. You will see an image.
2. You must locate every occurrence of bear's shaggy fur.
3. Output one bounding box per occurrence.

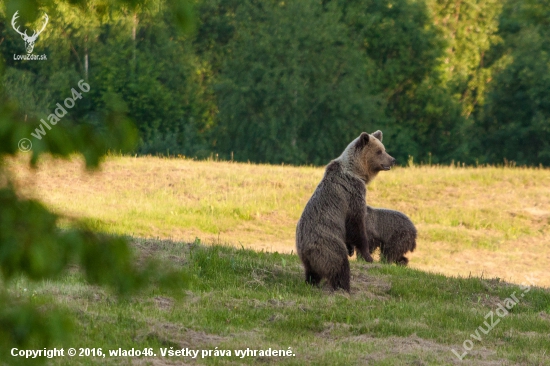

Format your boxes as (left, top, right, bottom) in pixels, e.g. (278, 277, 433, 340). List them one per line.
(296, 131, 395, 291)
(348, 206, 417, 266)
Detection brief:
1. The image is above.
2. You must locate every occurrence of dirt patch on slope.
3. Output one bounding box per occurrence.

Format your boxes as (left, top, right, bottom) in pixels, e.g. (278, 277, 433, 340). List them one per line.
(354, 334, 505, 365)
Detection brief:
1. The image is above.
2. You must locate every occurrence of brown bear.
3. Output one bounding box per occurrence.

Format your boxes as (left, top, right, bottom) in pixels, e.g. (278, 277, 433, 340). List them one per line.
(296, 131, 395, 291)
(347, 206, 417, 266)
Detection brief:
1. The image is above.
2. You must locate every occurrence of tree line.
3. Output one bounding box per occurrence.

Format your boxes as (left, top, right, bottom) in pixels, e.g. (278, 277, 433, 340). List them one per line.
(1, 0, 549, 166)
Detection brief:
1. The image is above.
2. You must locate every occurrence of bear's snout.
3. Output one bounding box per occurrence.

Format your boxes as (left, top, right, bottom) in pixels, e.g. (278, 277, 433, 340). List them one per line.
(379, 156, 395, 171)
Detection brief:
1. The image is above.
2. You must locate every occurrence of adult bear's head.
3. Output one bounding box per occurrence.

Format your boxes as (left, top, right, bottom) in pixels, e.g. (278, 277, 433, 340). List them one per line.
(337, 130, 395, 184)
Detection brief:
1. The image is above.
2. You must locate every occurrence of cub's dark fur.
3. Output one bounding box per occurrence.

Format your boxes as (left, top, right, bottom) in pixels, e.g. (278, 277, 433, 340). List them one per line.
(296, 131, 395, 291)
(348, 206, 417, 266)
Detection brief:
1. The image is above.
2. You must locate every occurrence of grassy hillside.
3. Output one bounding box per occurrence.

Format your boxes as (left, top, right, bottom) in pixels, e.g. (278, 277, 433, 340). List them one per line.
(4, 156, 550, 364)
(8, 156, 550, 288)
(8, 238, 550, 365)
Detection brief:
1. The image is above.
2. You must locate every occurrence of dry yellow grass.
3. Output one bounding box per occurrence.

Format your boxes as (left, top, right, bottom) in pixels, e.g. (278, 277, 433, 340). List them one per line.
(7, 155, 550, 287)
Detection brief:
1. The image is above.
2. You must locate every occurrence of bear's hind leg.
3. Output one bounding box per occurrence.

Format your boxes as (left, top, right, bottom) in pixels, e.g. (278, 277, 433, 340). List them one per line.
(302, 258, 322, 286)
(397, 256, 409, 266)
(346, 243, 355, 257)
(328, 258, 351, 292)
(380, 240, 402, 264)
(305, 268, 322, 286)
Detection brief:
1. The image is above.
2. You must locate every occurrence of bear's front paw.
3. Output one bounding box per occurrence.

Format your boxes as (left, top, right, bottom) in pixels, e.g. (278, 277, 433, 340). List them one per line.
(363, 254, 374, 263)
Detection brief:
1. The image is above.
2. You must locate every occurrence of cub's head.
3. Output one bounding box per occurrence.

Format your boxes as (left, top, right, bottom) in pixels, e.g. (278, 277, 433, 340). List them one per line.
(338, 130, 395, 184)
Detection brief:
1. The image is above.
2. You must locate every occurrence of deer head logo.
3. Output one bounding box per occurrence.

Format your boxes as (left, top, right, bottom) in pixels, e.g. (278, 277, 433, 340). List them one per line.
(11, 11, 49, 54)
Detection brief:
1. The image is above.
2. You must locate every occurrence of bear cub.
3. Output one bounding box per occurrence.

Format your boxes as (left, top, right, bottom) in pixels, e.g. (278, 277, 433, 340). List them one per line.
(296, 131, 395, 291)
(348, 206, 417, 266)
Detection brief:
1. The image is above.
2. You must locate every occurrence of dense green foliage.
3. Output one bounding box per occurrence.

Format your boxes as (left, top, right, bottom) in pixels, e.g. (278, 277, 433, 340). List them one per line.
(213, 0, 385, 164)
(0, 0, 192, 361)
(478, 0, 550, 165)
(2, 0, 549, 165)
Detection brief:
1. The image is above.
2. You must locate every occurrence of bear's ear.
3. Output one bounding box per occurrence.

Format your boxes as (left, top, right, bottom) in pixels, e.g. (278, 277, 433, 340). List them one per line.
(372, 130, 383, 142)
(355, 132, 370, 150)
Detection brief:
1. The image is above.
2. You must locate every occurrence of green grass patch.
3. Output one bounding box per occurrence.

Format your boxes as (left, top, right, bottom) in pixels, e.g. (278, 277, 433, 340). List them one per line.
(6, 237, 550, 365)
